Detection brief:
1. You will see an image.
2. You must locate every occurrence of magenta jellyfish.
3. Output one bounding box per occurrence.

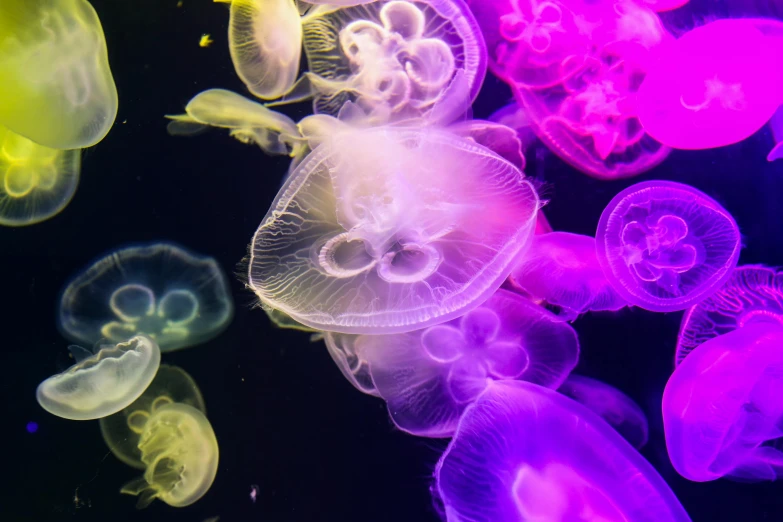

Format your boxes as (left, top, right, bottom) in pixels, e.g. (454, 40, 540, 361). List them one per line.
(638, 19, 783, 150)
(358, 289, 579, 437)
(509, 232, 627, 317)
(663, 323, 783, 482)
(595, 180, 741, 312)
(247, 125, 540, 334)
(434, 380, 692, 521)
(637, 0, 689, 12)
(558, 374, 648, 449)
(676, 265, 783, 366)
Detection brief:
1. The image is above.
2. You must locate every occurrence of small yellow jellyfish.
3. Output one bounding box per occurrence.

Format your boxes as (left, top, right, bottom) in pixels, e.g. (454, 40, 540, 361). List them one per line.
(199, 33, 214, 47)
(0, 125, 80, 226)
(120, 402, 219, 508)
(0, 0, 118, 149)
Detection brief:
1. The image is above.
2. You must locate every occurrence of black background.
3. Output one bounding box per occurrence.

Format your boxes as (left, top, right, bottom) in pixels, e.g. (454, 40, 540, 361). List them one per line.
(2, 0, 783, 521)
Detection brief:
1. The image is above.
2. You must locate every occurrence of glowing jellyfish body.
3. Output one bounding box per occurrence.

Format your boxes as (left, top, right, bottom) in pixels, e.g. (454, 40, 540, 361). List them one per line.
(296, 0, 486, 124)
(435, 380, 692, 521)
(510, 232, 627, 317)
(0, 125, 80, 226)
(767, 105, 783, 162)
(676, 265, 783, 366)
(595, 180, 741, 312)
(558, 374, 648, 449)
(663, 323, 783, 482)
(59, 243, 234, 352)
(248, 126, 540, 334)
(638, 0, 689, 12)
(638, 19, 783, 150)
(121, 402, 219, 508)
(0, 0, 118, 149)
(36, 335, 160, 421)
(324, 332, 380, 397)
(359, 289, 579, 437)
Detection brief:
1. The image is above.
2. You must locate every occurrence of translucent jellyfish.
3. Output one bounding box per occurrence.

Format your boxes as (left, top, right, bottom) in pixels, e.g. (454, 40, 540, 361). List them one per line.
(448, 119, 526, 169)
(324, 332, 380, 397)
(534, 210, 552, 235)
(638, 19, 782, 150)
(595, 180, 741, 312)
(435, 380, 692, 521)
(637, 0, 689, 12)
(488, 101, 537, 155)
(0, 125, 80, 226)
(558, 374, 648, 449)
(676, 265, 783, 366)
(120, 402, 218, 508)
(248, 125, 540, 334)
(0, 0, 118, 149)
(264, 306, 320, 333)
(100, 364, 206, 470)
(36, 335, 160, 421)
(359, 289, 579, 437)
(510, 232, 627, 317)
(220, 0, 302, 99)
(59, 243, 234, 352)
(663, 323, 783, 482)
(767, 105, 783, 162)
(287, 0, 486, 124)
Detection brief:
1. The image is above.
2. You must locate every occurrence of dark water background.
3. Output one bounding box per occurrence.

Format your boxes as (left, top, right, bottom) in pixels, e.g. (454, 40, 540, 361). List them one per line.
(3, 0, 783, 520)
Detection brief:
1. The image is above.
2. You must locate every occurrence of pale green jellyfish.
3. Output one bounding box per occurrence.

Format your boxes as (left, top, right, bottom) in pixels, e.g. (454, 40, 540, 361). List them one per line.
(59, 243, 234, 352)
(36, 335, 160, 421)
(0, 125, 80, 226)
(0, 0, 118, 149)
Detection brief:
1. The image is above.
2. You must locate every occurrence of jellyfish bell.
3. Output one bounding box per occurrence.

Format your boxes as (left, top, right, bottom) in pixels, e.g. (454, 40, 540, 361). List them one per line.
(637, 0, 689, 12)
(36, 335, 161, 421)
(0, 0, 118, 149)
(247, 124, 540, 334)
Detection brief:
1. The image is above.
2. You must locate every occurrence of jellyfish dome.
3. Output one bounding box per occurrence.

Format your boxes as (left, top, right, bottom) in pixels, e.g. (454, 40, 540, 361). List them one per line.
(59, 243, 234, 352)
(0, 0, 118, 149)
(36, 335, 160, 421)
(595, 180, 741, 312)
(558, 374, 648, 449)
(510, 232, 627, 317)
(248, 125, 540, 334)
(663, 323, 783, 482)
(358, 289, 579, 437)
(676, 265, 783, 366)
(638, 19, 783, 150)
(297, 0, 486, 124)
(434, 380, 692, 521)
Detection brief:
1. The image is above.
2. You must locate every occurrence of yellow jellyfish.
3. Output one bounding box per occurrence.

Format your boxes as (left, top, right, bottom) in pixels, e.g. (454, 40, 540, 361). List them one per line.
(0, 0, 118, 149)
(120, 402, 219, 508)
(0, 125, 80, 226)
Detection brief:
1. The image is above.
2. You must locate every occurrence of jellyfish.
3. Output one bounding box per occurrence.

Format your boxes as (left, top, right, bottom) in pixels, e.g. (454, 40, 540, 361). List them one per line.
(0, 0, 118, 149)
(488, 101, 537, 155)
(356, 289, 579, 437)
(595, 180, 741, 312)
(663, 323, 783, 482)
(36, 335, 160, 421)
(218, 0, 303, 100)
(100, 364, 207, 470)
(324, 332, 380, 397)
(0, 125, 80, 226)
(510, 232, 627, 317)
(448, 119, 526, 169)
(120, 402, 219, 508)
(558, 374, 648, 449)
(637, 0, 689, 12)
(264, 305, 320, 333)
(638, 19, 782, 150)
(435, 380, 692, 521)
(676, 265, 783, 366)
(279, 0, 486, 125)
(247, 125, 540, 334)
(767, 105, 783, 162)
(59, 243, 234, 352)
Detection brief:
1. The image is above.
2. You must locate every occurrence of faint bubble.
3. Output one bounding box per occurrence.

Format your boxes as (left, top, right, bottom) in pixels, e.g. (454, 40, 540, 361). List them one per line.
(26, 421, 38, 433)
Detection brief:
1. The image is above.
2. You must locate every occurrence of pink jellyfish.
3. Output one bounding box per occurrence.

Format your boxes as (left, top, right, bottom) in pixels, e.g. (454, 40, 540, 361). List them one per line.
(434, 380, 692, 521)
(637, 0, 689, 12)
(595, 180, 741, 312)
(676, 265, 783, 366)
(638, 19, 783, 150)
(663, 323, 783, 482)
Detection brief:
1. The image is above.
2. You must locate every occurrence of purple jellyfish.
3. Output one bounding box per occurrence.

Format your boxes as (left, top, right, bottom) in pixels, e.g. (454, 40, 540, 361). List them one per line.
(358, 289, 579, 437)
(509, 232, 627, 317)
(663, 323, 783, 482)
(559, 374, 649, 449)
(595, 180, 741, 312)
(638, 19, 783, 150)
(767, 105, 783, 162)
(434, 380, 692, 521)
(676, 265, 783, 366)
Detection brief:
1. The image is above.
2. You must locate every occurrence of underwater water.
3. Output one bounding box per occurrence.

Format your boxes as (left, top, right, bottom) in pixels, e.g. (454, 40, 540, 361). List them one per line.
(3, 0, 783, 520)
